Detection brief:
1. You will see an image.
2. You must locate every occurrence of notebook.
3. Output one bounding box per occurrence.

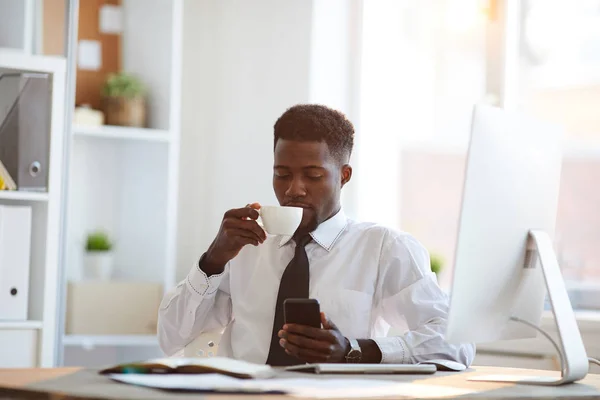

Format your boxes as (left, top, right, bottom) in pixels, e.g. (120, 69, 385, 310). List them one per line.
(283, 363, 437, 374)
(99, 357, 276, 379)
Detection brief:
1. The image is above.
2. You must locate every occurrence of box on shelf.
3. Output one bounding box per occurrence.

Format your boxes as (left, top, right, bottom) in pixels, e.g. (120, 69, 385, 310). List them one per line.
(0, 205, 32, 320)
(66, 281, 162, 335)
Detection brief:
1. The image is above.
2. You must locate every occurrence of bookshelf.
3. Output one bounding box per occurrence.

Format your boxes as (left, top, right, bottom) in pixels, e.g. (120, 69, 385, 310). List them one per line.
(0, 50, 67, 367)
(72, 125, 171, 143)
(63, 334, 158, 348)
(60, 0, 182, 366)
(0, 191, 49, 202)
(0, 320, 44, 330)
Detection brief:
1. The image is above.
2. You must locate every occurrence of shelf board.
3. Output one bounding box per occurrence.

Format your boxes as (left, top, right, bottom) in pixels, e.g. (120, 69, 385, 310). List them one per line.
(63, 334, 159, 347)
(73, 124, 171, 143)
(0, 320, 43, 329)
(0, 191, 49, 201)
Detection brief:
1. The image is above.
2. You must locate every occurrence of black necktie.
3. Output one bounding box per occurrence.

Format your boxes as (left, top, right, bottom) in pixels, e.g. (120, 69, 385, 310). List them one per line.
(266, 235, 312, 366)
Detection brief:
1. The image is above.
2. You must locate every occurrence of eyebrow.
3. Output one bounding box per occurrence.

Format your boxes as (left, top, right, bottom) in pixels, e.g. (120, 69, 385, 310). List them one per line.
(273, 165, 326, 170)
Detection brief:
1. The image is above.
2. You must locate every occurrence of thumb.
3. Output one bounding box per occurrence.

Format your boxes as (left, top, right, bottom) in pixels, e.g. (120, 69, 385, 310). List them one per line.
(246, 202, 261, 210)
(321, 312, 338, 330)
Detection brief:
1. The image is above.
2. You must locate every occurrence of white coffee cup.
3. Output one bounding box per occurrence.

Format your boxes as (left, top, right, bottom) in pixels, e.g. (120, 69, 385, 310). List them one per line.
(258, 206, 303, 236)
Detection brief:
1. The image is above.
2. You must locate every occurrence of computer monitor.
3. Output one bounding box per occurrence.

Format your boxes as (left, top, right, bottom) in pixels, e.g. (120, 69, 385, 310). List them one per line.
(446, 105, 589, 385)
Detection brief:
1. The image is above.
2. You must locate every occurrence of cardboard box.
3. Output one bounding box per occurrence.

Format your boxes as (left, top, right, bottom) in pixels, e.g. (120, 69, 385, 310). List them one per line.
(66, 281, 163, 335)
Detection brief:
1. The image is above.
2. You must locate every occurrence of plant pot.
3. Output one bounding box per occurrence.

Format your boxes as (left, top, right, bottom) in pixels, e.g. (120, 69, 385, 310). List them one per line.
(102, 96, 146, 127)
(84, 251, 114, 280)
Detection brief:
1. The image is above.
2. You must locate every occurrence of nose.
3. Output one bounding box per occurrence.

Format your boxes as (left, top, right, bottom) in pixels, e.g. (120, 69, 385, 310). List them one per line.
(285, 176, 307, 198)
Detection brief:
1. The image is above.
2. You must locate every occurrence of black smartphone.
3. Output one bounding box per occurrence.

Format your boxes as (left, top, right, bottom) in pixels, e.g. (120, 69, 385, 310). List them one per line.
(283, 298, 321, 328)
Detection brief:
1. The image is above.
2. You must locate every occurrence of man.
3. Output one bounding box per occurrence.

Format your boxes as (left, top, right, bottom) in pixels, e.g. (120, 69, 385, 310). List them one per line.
(158, 104, 474, 366)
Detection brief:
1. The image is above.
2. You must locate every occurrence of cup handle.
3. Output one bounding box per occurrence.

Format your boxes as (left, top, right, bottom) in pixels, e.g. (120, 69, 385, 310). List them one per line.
(255, 209, 267, 233)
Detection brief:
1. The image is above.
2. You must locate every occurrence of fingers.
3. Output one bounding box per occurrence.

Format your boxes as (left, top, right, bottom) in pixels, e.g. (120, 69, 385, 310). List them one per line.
(284, 324, 336, 343)
(280, 339, 330, 363)
(238, 219, 267, 242)
(224, 218, 266, 242)
(224, 206, 260, 220)
(246, 203, 261, 210)
(278, 330, 334, 354)
(321, 312, 338, 330)
(228, 228, 261, 246)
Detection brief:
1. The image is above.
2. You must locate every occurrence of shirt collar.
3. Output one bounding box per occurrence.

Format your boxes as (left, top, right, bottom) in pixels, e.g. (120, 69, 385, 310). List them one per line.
(279, 209, 348, 251)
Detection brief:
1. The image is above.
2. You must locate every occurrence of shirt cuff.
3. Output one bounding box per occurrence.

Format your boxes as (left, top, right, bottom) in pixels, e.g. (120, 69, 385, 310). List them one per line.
(186, 255, 227, 299)
(372, 336, 410, 364)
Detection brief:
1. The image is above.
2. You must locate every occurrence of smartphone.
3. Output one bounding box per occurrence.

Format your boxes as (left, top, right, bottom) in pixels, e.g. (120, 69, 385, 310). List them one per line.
(283, 298, 321, 328)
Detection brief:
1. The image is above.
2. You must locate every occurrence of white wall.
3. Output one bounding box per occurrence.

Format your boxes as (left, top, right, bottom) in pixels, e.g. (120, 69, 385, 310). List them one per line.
(0, 0, 26, 49)
(308, 0, 362, 218)
(176, 0, 315, 281)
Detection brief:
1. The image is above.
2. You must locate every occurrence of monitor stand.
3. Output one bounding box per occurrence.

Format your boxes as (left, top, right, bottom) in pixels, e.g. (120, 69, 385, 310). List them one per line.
(469, 230, 590, 386)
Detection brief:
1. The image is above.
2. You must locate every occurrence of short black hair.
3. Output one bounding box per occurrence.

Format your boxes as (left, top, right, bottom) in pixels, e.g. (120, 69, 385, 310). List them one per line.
(274, 104, 354, 163)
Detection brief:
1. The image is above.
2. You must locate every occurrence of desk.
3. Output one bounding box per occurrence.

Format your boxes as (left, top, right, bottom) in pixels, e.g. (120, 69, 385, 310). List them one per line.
(0, 366, 599, 399)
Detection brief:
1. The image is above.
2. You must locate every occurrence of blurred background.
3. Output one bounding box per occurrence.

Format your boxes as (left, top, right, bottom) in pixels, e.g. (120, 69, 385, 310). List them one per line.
(0, 0, 598, 372)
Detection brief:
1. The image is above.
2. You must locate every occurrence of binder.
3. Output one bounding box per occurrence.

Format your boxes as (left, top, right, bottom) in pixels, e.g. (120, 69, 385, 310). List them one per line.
(0, 73, 50, 191)
(0, 205, 32, 320)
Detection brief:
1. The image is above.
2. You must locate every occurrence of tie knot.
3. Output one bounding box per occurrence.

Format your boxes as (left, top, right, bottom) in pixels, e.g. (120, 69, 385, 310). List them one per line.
(295, 234, 312, 247)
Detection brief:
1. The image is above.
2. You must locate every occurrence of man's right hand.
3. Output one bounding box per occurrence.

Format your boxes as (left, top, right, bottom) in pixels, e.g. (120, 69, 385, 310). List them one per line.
(201, 203, 267, 275)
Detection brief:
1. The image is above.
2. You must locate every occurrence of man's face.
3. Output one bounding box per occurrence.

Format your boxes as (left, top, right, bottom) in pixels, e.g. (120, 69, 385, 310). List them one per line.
(273, 139, 351, 233)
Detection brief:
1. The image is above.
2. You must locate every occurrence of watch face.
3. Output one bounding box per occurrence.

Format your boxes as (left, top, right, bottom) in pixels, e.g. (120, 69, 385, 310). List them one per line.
(347, 349, 361, 360)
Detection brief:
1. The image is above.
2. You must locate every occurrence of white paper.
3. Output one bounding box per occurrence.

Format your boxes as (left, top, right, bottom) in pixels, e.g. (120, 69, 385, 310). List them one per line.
(110, 374, 265, 393)
(99, 4, 123, 34)
(77, 40, 102, 71)
(109, 374, 475, 398)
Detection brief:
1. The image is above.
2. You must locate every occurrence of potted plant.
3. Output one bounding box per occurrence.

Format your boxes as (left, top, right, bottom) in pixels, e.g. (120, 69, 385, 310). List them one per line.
(430, 253, 444, 277)
(101, 72, 146, 127)
(85, 231, 114, 280)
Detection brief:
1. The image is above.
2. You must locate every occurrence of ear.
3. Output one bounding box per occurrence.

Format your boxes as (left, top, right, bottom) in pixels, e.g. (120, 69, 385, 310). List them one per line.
(340, 164, 352, 187)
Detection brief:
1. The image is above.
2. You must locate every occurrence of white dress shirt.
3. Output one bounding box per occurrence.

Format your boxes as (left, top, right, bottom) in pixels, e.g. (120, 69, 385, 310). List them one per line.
(158, 210, 475, 365)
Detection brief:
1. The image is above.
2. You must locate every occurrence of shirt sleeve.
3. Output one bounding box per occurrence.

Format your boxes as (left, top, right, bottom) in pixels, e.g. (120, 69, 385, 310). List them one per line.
(371, 232, 476, 366)
(157, 256, 233, 356)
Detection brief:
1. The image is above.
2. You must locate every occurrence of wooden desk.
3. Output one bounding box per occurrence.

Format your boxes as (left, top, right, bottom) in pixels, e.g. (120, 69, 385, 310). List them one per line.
(1, 366, 600, 399)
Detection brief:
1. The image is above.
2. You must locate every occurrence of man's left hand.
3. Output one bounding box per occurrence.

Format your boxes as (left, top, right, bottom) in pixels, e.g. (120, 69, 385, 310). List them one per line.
(278, 312, 350, 363)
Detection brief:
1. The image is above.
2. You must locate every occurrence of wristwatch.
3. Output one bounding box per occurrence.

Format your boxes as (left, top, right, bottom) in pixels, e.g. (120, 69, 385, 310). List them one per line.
(344, 338, 362, 363)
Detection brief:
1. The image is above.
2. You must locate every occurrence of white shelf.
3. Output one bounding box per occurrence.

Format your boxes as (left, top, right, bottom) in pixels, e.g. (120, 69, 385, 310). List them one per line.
(0, 191, 49, 201)
(0, 320, 43, 329)
(73, 125, 171, 143)
(63, 334, 159, 347)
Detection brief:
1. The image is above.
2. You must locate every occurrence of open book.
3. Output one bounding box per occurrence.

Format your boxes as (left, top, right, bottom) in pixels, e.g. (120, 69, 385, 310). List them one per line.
(99, 357, 276, 379)
(100, 357, 444, 380)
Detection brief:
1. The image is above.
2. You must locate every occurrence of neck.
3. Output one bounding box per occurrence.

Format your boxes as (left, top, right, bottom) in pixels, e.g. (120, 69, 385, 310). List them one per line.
(293, 205, 341, 240)
(319, 205, 341, 227)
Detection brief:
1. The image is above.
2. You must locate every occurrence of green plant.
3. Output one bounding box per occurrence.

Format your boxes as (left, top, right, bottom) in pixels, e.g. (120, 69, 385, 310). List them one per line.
(86, 231, 113, 252)
(102, 72, 145, 98)
(430, 253, 444, 275)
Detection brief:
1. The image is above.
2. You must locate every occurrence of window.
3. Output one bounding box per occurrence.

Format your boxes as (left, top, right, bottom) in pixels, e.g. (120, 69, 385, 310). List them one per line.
(358, 0, 600, 311)
(359, 0, 488, 289)
(518, 0, 600, 310)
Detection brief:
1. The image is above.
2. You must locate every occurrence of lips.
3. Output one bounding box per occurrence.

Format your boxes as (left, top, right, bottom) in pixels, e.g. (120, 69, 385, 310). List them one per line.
(285, 202, 312, 209)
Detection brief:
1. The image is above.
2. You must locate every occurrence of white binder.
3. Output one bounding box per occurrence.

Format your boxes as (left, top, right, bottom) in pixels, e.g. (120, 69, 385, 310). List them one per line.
(0, 205, 32, 320)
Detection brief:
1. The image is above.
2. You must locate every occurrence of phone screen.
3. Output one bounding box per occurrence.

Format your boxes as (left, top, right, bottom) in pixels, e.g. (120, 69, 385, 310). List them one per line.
(283, 298, 321, 328)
